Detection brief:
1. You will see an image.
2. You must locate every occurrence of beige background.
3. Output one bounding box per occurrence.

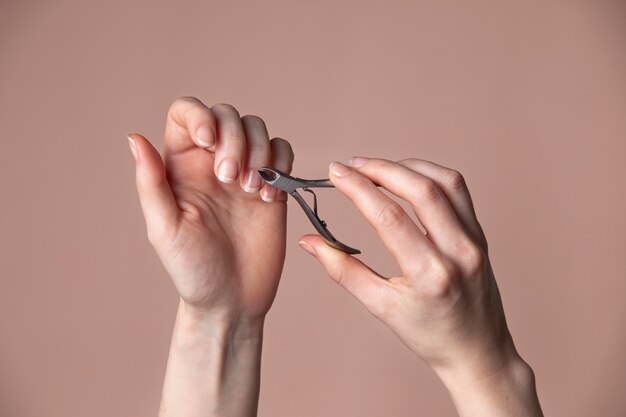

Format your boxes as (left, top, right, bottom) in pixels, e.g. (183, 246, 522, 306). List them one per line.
(1, 0, 625, 416)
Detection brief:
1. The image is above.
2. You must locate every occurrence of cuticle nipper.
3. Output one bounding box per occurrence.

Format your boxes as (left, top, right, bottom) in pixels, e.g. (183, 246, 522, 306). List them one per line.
(257, 167, 362, 254)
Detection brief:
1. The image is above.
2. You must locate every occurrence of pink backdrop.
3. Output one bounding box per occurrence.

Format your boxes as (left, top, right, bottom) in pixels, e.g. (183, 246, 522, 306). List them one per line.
(1, 1, 625, 416)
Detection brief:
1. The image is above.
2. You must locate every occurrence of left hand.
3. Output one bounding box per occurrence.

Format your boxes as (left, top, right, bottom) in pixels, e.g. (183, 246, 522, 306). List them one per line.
(128, 97, 294, 323)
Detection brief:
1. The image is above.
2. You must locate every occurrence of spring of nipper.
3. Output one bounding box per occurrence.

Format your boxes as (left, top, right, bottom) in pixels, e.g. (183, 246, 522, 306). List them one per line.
(258, 167, 361, 254)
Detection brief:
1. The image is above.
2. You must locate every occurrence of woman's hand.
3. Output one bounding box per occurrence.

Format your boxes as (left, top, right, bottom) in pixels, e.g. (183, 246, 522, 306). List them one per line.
(298, 157, 543, 416)
(128, 97, 294, 322)
(129, 97, 295, 417)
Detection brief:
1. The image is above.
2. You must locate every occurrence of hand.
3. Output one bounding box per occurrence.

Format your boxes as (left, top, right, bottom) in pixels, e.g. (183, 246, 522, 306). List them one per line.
(128, 97, 294, 322)
(298, 157, 543, 416)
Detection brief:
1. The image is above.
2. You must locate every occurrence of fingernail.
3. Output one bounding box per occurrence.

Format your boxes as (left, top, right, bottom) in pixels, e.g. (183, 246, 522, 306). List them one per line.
(261, 185, 277, 203)
(348, 156, 369, 168)
(329, 161, 351, 177)
(127, 135, 138, 161)
(196, 125, 214, 147)
(217, 159, 239, 183)
(298, 240, 317, 256)
(242, 168, 262, 193)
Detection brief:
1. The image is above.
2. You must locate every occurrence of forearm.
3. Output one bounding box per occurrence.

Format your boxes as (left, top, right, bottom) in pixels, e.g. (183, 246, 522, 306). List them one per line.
(437, 354, 543, 417)
(159, 299, 265, 417)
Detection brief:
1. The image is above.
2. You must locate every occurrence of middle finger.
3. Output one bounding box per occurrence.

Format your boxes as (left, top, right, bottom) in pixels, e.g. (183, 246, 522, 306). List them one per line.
(210, 103, 246, 184)
(240, 115, 271, 193)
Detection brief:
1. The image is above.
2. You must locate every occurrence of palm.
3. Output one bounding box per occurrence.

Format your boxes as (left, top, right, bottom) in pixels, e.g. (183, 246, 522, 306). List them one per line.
(158, 147, 287, 317)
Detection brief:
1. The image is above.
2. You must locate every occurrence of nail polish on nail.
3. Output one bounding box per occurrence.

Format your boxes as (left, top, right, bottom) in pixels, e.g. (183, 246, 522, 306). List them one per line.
(348, 156, 369, 168)
(243, 169, 262, 193)
(298, 240, 317, 256)
(329, 161, 351, 177)
(217, 159, 239, 183)
(127, 135, 138, 161)
(196, 125, 214, 147)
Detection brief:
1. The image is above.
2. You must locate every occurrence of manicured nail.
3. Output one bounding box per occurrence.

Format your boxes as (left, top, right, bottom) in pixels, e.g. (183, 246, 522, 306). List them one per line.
(298, 240, 317, 256)
(127, 135, 138, 161)
(329, 161, 351, 177)
(217, 159, 239, 183)
(261, 185, 277, 203)
(242, 168, 262, 193)
(348, 156, 369, 168)
(196, 125, 214, 147)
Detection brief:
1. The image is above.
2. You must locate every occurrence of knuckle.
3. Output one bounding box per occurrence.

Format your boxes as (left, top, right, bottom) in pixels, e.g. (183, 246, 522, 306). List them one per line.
(377, 202, 406, 229)
(241, 114, 266, 128)
(415, 178, 441, 202)
(397, 157, 418, 166)
(371, 158, 395, 170)
(170, 96, 200, 112)
(173, 95, 199, 105)
(211, 102, 240, 116)
(146, 218, 179, 251)
(270, 137, 295, 156)
(168, 97, 210, 129)
(146, 228, 161, 246)
(327, 263, 347, 287)
(366, 296, 393, 320)
(146, 224, 168, 247)
(135, 177, 166, 198)
(476, 223, 489, 252)
(459, 241, 485, 274)
(270, 136, 290, 147)
(445, 169, 467, 192)
(425, 259, 457, 298)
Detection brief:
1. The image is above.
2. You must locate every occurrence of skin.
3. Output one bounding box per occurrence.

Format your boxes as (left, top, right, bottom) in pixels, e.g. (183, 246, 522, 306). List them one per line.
(128, 97, 543, 417)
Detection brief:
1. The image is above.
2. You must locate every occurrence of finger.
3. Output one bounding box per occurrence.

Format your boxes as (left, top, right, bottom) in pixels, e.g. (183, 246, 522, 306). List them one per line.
(260, 138, 295, 203)
(163, 96, 216, 155)
(211, 103, 246, 184)
(346, 157, 472, 260)
(240, 115, 271, 193)
(298, 234, 396, 318)
(396, 158, 488, 250)
(327, 161, 436, 275)
(127, 133, 180, 244)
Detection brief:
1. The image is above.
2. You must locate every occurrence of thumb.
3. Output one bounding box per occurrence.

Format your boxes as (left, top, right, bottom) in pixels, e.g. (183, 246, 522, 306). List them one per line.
(298, 234, 393, 317)
(127, 133, 180, 244)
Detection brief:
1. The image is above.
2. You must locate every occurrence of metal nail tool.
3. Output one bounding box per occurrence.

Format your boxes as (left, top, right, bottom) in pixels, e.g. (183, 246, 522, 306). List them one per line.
(258, 167, 361, 254)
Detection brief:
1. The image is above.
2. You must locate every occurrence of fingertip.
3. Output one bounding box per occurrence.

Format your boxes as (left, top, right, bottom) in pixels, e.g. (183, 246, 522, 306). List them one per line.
(127, 134, 139, 162)
(127, 134, 167, 186)
(328, 161, 352, 178)
(299, 235, 349, 262)
(347, 156, 370, 168)
(127, 133, 151, 153)
(299, 234, 340, 258)
(297, 240, 317, 257)
(269, 137, 295, 175)
(195, 124, 215, 148)
(260, 184, 277, 202)
(298, 233, 321, 242)
(298, 234, 321, 246)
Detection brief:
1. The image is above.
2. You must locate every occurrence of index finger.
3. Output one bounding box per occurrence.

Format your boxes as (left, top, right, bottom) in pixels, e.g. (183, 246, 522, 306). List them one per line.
(327, 161, 437, 275)
(163, 96, 217, 156)
(346, 157, 472, 261)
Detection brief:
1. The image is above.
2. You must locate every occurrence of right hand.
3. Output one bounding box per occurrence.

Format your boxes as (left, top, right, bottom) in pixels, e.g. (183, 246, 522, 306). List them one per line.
(298, 157, 542, 415)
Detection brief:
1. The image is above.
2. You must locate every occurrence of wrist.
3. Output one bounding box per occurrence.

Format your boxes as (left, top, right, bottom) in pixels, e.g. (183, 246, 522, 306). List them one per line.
(160, 299, 266, 417)
(437, 353, 542, 417)
(174, 299, 265, 348)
